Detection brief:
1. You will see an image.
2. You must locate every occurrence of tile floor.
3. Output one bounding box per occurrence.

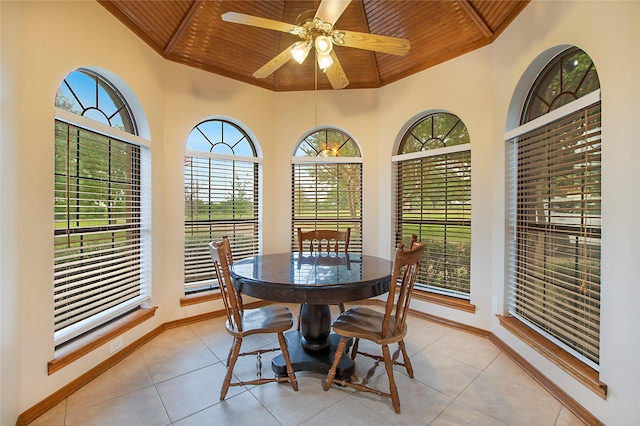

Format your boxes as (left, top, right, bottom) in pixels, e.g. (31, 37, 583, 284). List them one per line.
(31, 306, 587, 426)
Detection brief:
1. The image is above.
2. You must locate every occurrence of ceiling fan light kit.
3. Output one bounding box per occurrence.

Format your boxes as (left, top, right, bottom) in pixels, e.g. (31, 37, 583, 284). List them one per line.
(221, 0, 410, 89)
(291, 41, 312, 64)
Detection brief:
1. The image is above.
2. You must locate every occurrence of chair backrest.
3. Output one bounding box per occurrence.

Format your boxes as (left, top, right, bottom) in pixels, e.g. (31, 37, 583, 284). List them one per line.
(297, 228, 351, 254)
(209, 240, 243, 332)
(409, 234, 419, 249)
(382, 241, 426, 339)
(222, 235, 233, 265)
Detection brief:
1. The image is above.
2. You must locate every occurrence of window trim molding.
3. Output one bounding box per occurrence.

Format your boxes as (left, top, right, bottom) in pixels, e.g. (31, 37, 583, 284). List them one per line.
(412, 290, 476, 313)
(292, 156, 363, 164)
(391, 142, 471, 163)
(504, 89, 600, 140)
(180, 289, 221, 306)
(48, 306, 157, 375)
(497, 315, 607, 399)
(184, 149, 262, 164)
(55, 107, 151, 148)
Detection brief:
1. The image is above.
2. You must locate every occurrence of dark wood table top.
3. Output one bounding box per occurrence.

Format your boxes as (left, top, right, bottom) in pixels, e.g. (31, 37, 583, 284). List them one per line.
(230, 252, 393, 304)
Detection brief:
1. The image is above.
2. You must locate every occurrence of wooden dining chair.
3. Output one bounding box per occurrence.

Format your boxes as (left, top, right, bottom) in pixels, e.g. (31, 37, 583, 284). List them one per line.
(208, 240, 298, 400)
(296, 227, 351, 329)
(323, 240, 426, 414)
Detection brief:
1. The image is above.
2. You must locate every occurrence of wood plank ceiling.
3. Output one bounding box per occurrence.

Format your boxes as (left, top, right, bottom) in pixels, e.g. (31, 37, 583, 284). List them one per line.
(98, 0, 529, 92)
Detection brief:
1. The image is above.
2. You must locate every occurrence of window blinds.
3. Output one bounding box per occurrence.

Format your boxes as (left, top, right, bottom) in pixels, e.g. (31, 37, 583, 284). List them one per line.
(292, 163, 363, 253)
(508, 102, 601, 367)
(395, 150, 471, 296)
(54, 121, 145, 345)
(184, 156, 259, 291)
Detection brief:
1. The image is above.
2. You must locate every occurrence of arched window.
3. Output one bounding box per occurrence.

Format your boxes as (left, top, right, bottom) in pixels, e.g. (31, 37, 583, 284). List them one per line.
(292, 128, 362, 252)
(506, 47, 601, 369)
(393, 112, 471, 298)
(53, 68, 150, 346)
(184, 119, 260, 292)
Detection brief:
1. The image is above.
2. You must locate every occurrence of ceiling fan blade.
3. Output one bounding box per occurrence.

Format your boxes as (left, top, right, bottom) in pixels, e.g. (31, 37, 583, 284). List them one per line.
(222, 11, 301, 34)
(252, 45, 294, 79)
(341, 30, 410, 55)
(314, 0, 352, 25)
(325, 51, 349, 89)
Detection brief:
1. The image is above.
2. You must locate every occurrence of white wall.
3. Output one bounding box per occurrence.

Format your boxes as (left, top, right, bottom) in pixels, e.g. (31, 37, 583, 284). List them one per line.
(0, 1, 638, 425)
(490, 2, 640, 424)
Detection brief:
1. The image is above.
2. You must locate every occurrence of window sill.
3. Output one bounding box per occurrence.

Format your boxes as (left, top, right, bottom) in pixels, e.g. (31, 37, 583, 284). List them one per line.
(412, 290, 476, 313)
(48, 307, 157, 375)
(180, 289, 221, 307)
(497, 315, 607, 399)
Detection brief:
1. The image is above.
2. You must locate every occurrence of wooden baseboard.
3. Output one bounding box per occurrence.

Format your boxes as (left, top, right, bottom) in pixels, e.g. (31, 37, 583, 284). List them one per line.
(412, 291, 476, 313)
(489, 333, 604, 425)
(497, 315, 607, 399)
(18, 304, 601, 426)
(19, 315, 164, 426)
(48, 307, 158, 375)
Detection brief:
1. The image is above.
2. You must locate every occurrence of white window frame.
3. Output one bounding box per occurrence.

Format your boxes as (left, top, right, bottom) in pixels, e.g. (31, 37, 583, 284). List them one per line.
(53, 108, 151, 346)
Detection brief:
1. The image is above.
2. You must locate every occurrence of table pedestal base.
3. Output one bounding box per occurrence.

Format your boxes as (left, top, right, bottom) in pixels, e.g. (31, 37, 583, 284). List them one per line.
(272, 330, 354, 380)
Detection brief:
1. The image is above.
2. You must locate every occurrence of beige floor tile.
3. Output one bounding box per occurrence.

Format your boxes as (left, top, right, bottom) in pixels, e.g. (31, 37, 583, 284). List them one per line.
(29, 400, 66, 426)
(141, 339, 219, 383)
(555, 406, 587, 426)
(250, 374, 352, 426)
(172, 391, 282, 426)
(188, 317, 226, 342)
(302, 395, 394, 426)
(64, 385, 169, 426)
(403, 318, 455, 356)
(431, 400, 508, 426)
(142, 326, 202, 353)
(484, 352, 548, 393)
(356, 371, 454, 425)
(226, 342, 289, 385)
(426, 330, 501, 370)
(155, 362, 244, 422)
(457, 371, 562, 426)
(409, 348, 482, 397)
(199, 329, 273, 362)
(29, 315, 598, 426)
(66, 349, 154, 413)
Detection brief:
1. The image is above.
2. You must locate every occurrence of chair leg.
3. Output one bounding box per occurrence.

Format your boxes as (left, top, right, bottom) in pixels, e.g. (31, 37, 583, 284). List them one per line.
(225, 345, 233, 367)
(382, 344, 401, 414)
(350, 337, 360, 361)
(297, 304, 303, 331)
(324, 336, 348, 391)
(277, 332, 298, 391)
(398, 339, 414, 378)
(338, 303, 345, 313)
(220, 337, 242, 400)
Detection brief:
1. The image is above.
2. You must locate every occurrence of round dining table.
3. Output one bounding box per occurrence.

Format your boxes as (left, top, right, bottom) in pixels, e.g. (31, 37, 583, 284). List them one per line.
(230, 252, 393, 379)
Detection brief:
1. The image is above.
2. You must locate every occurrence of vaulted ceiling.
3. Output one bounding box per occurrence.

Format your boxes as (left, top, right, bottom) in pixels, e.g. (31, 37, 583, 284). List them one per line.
(98, 0, 529, 92)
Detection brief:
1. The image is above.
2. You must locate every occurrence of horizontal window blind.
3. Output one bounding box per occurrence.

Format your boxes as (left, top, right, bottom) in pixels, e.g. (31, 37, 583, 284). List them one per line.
(292, 163, 362, 253)
(508, 102, 601, 368)
(54, 121, 145, 345)
(184, 156, 259, 291)
(395, 150, 471, 296)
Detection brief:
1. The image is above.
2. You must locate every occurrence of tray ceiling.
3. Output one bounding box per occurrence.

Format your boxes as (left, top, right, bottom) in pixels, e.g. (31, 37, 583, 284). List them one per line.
(98, 0, 529, 91)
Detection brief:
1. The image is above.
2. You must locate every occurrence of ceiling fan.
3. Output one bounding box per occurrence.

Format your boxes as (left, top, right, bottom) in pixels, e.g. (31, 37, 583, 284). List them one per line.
(221, 0, 410, 89)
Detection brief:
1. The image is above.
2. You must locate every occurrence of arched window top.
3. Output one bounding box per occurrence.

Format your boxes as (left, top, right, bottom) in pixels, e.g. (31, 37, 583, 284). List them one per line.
(186, 119, 257, 157)
(521, 46, 600, 124)
(398, 112, 469, 155)
(294, 127, 361, 157)
(55, 68, 137, 135)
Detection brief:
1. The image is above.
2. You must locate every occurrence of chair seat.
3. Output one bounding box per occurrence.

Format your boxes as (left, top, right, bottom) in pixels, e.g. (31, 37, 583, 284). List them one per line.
(332, 307, 407, 345)
(226, 305, 294, 337)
